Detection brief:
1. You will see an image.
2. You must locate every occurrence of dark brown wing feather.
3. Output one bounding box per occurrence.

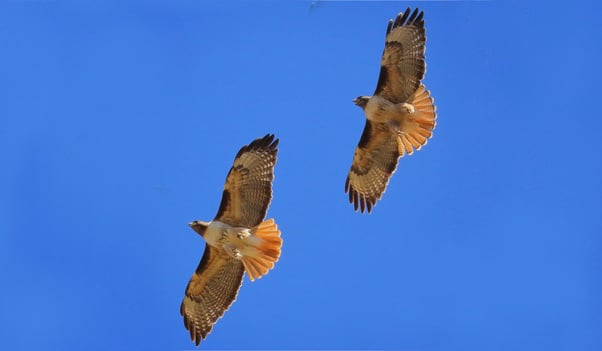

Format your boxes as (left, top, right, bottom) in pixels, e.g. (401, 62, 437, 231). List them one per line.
(180, 244, 245, 346)
(373, 7, 426, 103)
(345, 121, 400, 213)
(214, 134, 279, 227)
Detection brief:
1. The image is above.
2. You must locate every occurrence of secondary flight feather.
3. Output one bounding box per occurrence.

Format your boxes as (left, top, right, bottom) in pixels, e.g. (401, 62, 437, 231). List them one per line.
(345, 7, 437, 213)
(180, 134, 282, 346)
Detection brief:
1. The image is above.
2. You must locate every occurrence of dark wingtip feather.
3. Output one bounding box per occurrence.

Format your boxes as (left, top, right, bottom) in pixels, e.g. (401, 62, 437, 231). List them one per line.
(255, 133, 276, 149)
(385, 19, 393, 36)
(235, 133, 279, 158)
(415, 10, 424, 25)
(407, 8, 419, 24)
(271, 137, 280, 149)
(259, 133, 279, 151)
(396, 7, 411, 27)
(392, 7, 424, 31)
(393, 13, 401, 28)
(345, 182, 375, 214)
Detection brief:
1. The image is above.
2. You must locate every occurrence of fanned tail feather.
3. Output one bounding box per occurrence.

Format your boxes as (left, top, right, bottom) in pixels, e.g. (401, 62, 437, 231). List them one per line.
(241, 218, 282, 282)
(397, 84, 437, 156)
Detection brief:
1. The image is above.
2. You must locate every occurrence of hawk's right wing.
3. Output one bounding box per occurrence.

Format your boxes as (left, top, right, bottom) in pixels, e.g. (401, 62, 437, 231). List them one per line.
(345, 120, 400, 213)
(180, 245, 245, 346)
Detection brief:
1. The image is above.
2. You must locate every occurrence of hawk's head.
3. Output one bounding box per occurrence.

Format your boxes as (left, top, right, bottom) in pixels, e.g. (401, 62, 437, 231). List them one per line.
(353, 96, 370, 109)
(189, 220, 210, 236)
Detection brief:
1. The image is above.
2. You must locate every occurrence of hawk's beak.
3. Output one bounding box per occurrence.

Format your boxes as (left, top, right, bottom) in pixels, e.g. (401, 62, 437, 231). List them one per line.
(353, 98, 359, 104)
(189, 221, 210, 236)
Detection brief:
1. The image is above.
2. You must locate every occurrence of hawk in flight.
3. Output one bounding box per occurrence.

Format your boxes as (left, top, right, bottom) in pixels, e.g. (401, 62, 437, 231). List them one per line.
(180, 134, 282, 346)
(345, 7, 437, 213)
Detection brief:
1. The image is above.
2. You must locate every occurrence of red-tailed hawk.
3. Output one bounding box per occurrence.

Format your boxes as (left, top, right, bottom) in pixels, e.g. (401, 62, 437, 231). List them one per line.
(180, 134, 282, 346)
(345, 7, 437, 213)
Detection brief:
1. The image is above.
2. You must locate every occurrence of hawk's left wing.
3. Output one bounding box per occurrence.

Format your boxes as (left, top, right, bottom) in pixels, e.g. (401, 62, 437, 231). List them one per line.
(180, 244, 245, 346)
(214, 134, 279, 228)
(373, 7, 426, 103)
(345, 121, 400, 213)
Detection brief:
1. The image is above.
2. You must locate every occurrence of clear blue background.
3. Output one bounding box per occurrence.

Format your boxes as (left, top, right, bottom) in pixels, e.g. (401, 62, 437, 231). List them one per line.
(1, 1, 601, 350)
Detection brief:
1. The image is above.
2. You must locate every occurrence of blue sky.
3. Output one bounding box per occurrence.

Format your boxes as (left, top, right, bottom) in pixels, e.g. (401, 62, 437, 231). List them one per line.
(1, 1, 601, 350)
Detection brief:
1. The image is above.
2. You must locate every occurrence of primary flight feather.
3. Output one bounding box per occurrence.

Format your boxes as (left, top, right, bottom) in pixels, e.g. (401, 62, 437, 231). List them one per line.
(345, 7, 437, 213)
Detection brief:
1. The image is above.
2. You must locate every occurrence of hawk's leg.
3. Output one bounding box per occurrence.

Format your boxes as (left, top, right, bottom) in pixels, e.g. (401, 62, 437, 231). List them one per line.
(401, 102, 415, 114)
(229, 227, 251, 240)
(387, 120, 403, 135)
(388, 102, 416, 135)
(223, 243, 242, 259)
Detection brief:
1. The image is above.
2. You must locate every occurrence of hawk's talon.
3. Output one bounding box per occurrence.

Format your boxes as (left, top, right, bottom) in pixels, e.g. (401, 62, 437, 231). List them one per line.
(223, 243, 242, 259)
(236, 229, 251, 239)
(402, 102, 415, 114)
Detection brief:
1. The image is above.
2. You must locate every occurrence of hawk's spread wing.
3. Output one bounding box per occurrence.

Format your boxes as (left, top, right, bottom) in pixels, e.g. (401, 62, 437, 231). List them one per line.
(345, 121, 400, 213)
(373, 7, 426, 103)
(214, 134, 279, 228)
(180, 244, 245, 346)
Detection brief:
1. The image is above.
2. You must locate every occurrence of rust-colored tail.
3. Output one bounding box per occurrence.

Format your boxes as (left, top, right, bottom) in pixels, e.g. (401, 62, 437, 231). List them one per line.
(397, 84, 437, 156)
(241, 218, 282, 282)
